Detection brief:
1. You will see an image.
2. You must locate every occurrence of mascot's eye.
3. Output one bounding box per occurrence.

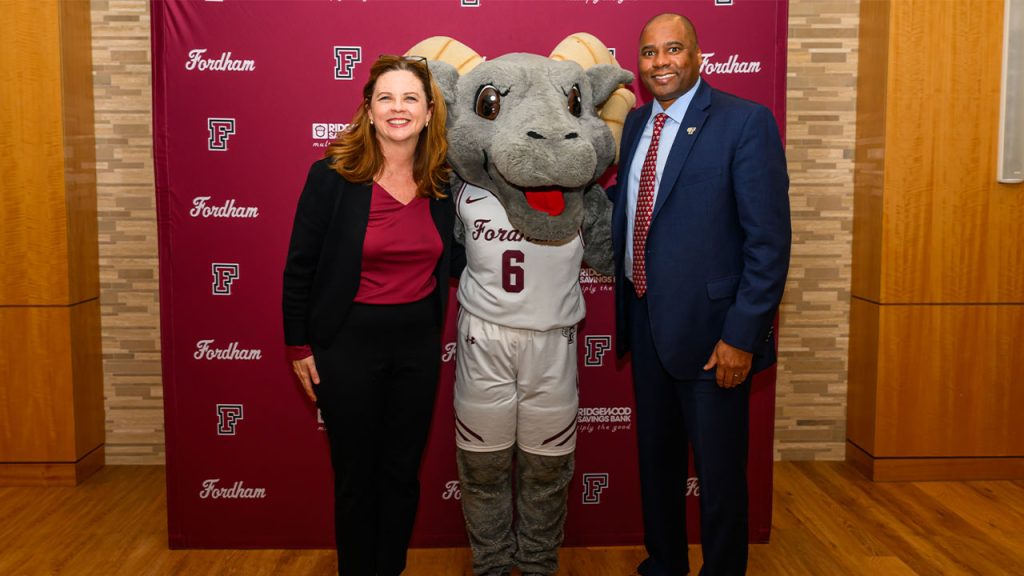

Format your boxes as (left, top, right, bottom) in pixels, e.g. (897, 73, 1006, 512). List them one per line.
(567, 84, 582, 117)
(475, 85, 501, 120)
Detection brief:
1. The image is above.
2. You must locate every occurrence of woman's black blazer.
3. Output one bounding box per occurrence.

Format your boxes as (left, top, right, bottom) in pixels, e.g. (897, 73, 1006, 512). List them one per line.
(282, 159, 458, 348)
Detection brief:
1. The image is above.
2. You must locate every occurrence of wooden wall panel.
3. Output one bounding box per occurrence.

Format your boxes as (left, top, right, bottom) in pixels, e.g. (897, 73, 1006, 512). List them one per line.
(0, 1, 104, 485)
(851, 0, 889, 303)
(71, 300, 105, 457)
(881, 0, 1022, 304)
(60, 0, 100, 304)
(850, 0, 1022, 479)
(0, 1, 71, 306)
(0, 307, 76, 461)
(848, 441, 1023, 481)
(0, 446, 104, 487)
(873, 304, 1024, 457)
(846, 298, 879, 452)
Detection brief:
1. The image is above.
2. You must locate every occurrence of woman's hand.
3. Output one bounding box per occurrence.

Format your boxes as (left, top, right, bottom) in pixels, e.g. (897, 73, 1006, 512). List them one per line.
(291, 356, 320, 402)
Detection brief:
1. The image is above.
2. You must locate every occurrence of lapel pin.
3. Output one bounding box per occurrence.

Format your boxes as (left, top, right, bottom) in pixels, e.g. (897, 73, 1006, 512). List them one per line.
(686, 127, 697, 135)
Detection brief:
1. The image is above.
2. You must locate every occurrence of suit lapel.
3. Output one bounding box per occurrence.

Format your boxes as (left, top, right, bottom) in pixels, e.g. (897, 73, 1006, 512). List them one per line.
(613, 102, 652, 244)
(619, 102, 651, 180)
(652, 81, 712, 222)
(338, 180, 372, 261)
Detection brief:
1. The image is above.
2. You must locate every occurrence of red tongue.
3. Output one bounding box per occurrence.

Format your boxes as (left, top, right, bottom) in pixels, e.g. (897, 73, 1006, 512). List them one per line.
(524, 189, 565, 216)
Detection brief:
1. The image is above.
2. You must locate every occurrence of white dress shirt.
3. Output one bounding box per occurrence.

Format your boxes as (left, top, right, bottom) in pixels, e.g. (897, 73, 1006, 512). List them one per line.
(625, 79, 702, 283)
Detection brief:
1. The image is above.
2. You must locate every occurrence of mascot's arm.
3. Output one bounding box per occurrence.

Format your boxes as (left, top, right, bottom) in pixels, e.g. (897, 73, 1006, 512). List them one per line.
(451, 172, 466, 246)
(448, 173, 468, 278)
(581, 183, 614, 276)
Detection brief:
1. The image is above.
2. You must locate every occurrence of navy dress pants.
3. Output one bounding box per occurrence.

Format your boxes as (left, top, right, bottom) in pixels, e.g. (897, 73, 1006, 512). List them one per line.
(629, 290, 750, 576)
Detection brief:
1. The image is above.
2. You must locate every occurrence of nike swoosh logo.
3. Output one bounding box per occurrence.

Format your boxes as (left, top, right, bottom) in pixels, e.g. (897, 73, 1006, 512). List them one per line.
(466, 196, 486, 204)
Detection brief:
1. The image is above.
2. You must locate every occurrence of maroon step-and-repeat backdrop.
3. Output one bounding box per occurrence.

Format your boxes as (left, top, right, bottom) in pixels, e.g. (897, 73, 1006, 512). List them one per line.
(152, 0, 788, 549)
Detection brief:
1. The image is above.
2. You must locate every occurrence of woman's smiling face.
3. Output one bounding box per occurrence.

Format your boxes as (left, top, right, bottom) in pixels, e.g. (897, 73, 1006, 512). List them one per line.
(366, 69, 432, 146)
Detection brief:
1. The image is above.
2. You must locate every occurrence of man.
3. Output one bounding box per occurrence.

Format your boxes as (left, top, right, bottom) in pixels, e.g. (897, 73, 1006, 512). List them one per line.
(611, 13, 791, 576)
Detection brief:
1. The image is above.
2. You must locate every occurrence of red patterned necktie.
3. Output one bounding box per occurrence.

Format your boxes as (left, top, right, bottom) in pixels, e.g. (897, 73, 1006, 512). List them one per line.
(632, 113, 668, 297)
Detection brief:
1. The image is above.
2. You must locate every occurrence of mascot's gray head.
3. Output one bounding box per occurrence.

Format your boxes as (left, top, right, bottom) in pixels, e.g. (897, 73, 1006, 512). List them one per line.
(430, 54, 632, 241)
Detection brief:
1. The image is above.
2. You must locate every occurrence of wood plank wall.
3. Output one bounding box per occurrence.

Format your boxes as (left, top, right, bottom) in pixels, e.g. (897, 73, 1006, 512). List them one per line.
(0, 0, 105, 485)
(849, 0, 1024, 480)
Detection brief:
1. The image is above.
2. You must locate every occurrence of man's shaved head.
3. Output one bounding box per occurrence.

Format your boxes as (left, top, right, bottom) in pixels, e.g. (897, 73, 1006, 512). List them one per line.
(641, 13, 699, 49)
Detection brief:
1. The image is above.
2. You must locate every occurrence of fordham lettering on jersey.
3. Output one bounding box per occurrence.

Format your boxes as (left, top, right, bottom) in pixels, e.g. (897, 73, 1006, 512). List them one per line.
(470, 219, 527, 243)
(455, 181, 585, 331)
(459, 184, 571, 244)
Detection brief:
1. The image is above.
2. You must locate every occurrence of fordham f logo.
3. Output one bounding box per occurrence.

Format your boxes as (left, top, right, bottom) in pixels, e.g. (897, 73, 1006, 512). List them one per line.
(211, 263, 239, 295)
(584, 335, 612, 367)
(334, 46, 362, 80)
(582, 473, 609, 504)
(217, 404, 244, 435)
(207, 118, 235, 151)
(461, 0, 481, 6)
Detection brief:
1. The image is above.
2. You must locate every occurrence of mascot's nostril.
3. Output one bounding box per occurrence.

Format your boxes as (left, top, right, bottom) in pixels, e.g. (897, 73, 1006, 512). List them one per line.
(565, 133, 579, 140)
(527, 131, 545, 140)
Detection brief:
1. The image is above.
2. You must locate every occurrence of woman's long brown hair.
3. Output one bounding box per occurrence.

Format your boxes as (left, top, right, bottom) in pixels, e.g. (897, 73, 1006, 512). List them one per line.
(324, 55, 449, 199)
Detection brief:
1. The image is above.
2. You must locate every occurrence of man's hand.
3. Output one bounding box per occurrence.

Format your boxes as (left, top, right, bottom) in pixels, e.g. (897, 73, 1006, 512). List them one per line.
(291, 356, 320, 402)
(703, 339, 753, 388)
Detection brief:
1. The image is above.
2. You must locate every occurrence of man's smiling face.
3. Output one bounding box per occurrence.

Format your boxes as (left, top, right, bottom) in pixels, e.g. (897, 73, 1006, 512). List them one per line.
(638, 15, 703, 109)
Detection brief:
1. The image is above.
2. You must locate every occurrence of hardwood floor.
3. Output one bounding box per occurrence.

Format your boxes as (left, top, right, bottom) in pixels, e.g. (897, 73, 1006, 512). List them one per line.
(0, 462, 1021, 575)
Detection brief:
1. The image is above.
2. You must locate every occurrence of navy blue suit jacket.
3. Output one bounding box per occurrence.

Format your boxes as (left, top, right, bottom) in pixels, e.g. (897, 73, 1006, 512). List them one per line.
(612, 81, 791, 381)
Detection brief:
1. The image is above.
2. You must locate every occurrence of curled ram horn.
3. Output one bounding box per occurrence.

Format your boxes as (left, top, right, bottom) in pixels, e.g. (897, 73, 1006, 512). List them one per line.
(405, 36, 484, 75)
(550, 33, 636, 164)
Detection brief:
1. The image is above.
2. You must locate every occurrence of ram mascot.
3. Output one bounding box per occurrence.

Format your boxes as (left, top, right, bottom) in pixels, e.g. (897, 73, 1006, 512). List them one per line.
(408, 35, 634, 576)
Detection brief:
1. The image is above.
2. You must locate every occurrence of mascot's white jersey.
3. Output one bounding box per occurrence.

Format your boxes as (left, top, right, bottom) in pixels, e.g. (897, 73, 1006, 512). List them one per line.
(456, 183, 585, 331)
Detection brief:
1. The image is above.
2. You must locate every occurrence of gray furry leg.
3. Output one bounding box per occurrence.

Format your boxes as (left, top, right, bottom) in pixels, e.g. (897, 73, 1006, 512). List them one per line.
(513, 447, 575, 576)
(457, 447, 516, 575)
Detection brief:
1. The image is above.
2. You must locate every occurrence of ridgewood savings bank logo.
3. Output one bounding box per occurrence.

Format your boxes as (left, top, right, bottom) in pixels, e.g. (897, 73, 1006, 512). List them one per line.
(312, 123, 350, 148)
(312, 123, 350, 140)
(577, 406, 632, 434)
(580, 267, 613, 294)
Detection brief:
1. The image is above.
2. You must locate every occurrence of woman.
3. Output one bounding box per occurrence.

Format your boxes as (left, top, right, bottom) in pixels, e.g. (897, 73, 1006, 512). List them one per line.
(282, 55, 453, 576)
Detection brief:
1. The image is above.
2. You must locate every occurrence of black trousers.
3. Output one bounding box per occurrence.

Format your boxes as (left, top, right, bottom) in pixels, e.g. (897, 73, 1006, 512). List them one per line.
(313, 298, 441, 576)
(629, 290, 750, 576)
